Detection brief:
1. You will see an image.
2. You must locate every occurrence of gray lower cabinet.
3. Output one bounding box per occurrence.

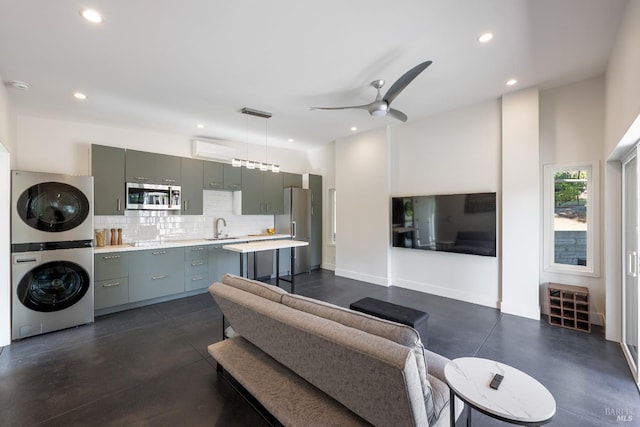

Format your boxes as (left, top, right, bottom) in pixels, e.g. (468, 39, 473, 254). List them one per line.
(209, 245, 240, 284)
(94, 252, 130, 309)
(129, 247, 184, 302)
(184, 245, 209, 291)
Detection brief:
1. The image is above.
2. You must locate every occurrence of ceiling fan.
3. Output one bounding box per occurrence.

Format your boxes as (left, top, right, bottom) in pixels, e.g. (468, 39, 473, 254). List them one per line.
(310, 60, 432, 122)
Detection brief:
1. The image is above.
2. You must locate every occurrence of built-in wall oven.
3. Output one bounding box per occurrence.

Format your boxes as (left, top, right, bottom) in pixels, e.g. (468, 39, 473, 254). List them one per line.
(11, 170, 94, 340)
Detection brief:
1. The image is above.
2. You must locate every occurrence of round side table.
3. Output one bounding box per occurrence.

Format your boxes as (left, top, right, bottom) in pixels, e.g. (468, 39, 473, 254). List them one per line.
(444, 357, 556, 426)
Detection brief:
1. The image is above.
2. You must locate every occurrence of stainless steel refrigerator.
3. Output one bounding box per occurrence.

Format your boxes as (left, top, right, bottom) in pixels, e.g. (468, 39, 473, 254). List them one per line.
(276, 187, 311, 275)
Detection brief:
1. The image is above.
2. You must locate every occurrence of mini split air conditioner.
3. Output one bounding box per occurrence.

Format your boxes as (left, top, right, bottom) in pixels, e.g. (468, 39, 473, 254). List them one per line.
(191, 140, 236, 161)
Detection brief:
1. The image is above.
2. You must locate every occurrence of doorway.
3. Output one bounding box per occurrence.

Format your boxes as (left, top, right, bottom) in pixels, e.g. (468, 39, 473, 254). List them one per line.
(622, 146, 639, 388)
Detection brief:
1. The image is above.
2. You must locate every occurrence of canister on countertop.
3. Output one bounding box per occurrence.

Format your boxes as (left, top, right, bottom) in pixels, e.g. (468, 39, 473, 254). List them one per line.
(110, 228, 117, 246)
(117, 228, 123, 245)
(95, 229, 105, 247)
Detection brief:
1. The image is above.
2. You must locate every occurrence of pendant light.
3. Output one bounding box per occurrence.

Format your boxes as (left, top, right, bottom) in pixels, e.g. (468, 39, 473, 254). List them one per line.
(232, 107, 279, 173)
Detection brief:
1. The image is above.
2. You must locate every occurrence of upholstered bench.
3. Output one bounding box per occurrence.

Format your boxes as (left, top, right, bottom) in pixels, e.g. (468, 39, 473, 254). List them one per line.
(350, 297, 430, 345)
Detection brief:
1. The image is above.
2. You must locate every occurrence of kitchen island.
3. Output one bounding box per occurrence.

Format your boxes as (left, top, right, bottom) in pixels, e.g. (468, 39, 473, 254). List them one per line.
(222, 239, 309, 293)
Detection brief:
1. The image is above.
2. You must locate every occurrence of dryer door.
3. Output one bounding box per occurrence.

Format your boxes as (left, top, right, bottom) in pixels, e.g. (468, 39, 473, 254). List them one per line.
(16, 182, 90, 233)
(16, 260, 90, 312)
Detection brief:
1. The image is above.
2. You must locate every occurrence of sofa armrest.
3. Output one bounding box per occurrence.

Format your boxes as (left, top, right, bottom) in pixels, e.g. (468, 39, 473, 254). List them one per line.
(425, 349, 450, 383)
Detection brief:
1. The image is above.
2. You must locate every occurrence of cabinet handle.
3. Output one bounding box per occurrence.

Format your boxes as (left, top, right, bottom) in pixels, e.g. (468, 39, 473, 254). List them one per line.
(162, 179, 176, 183)
(117, 198, 121, 212)
(191, 262, 204, 266)
(152, 251, 167, 255)
(135, 176, 149, 181)
(183, 200, 188, 211)
(628, 251, 638, 277)
(191, 247, 205, 251)
(192, 276, 205, 281)
(152, 275, 168, 280)
(102, 282, 121, 288)
(102, 255, 121, 260)
(209, 183, 222, 188)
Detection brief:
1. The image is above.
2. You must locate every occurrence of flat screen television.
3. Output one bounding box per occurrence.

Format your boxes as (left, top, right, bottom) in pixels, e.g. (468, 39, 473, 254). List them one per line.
(391, 192, 497, 257)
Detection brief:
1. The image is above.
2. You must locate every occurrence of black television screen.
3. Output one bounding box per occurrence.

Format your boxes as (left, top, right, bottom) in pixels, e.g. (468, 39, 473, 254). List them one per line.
(391, 192, 497, 257)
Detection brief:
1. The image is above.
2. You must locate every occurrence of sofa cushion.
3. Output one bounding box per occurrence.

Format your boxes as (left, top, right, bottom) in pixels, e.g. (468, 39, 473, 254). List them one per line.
(281, 294, 436, 425)
(221, 273, 287, 302)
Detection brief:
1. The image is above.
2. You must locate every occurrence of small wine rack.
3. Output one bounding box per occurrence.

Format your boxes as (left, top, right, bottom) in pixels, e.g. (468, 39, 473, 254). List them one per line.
(548, 283, 590, 333)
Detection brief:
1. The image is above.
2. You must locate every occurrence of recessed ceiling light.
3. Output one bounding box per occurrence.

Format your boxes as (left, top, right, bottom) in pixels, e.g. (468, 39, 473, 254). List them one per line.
(350, 126, 357, 132)
(74, 92, 87, 100)
(506, 79, 517, 86)
(478, 33, 493, 43)
(197, 123, 204, 129)
(287, 138, 294, 143)
(8, 80, 30, 90)
(80, 9, 103, 23)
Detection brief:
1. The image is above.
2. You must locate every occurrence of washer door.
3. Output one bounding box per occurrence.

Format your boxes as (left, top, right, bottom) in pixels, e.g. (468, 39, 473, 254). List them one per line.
(16, 260, 90, 312)
(16, 181, 90, 233)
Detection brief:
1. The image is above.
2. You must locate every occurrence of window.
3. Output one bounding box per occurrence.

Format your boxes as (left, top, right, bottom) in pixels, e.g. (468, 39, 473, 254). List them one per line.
(543, 162, 599, 276)
(328, 188, 336, 244)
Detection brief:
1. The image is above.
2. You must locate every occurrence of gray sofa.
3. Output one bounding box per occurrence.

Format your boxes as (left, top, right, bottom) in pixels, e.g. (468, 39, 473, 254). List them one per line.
(207, 274, 463, 427)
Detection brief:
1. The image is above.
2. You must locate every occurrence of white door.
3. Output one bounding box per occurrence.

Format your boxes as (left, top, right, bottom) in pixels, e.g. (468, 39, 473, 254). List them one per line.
(622, 147, 639, 387)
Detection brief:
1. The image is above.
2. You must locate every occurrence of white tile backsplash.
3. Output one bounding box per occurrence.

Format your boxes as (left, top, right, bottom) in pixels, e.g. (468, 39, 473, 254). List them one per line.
(95, 190, 274, 244)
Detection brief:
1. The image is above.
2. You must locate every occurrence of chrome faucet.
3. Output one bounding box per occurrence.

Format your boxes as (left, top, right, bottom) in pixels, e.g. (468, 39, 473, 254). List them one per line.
(214, 217, 227, 238)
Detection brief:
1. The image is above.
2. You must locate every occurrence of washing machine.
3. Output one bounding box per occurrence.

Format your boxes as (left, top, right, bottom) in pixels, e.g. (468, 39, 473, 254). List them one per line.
(12, 243, 94, 339)
(11, 170, 94, 340)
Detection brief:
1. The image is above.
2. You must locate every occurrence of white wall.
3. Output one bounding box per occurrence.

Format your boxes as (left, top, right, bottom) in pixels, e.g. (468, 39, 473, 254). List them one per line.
(603, 0, 640, 342)
(14, 115, 311, 176)
(501, 88, 541, 320)
(335, 128, 390, 285)
(539, 76, 606, 324)
(0, 74, 16, 347)
(390, 101, 501, 307)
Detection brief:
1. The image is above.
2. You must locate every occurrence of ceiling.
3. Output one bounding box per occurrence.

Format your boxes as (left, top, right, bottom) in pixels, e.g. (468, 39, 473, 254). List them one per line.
(0, 0, 628, 151)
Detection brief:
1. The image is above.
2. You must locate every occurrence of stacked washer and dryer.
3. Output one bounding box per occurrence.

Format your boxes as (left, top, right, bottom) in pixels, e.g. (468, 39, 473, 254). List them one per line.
(11, 170, 94, 340)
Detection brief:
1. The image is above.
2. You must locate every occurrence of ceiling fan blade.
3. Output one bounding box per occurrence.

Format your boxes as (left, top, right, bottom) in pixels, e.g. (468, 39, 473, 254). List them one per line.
(383, 60, 432, 105)
(387, 108, 408, 122)
(310, 104, 370, 111)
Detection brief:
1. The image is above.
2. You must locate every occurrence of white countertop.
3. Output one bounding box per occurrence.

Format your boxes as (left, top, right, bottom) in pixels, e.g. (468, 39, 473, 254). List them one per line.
(444, 357, 556, 424)
(222, 239, 309, 253)
(94, 234, 291, 254)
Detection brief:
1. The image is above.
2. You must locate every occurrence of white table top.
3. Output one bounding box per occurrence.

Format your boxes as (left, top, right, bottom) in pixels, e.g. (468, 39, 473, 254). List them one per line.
(222, 239, 309, 253)
(444, 357, 556, 424)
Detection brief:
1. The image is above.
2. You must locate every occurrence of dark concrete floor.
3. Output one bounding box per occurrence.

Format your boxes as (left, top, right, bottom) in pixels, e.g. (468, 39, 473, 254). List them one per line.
(1, 269, 638, 426)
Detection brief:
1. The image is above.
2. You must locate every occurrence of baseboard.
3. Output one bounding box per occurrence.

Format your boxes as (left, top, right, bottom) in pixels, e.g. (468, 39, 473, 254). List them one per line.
(334, 269, 389, 287)
(392, 278, 500, 309)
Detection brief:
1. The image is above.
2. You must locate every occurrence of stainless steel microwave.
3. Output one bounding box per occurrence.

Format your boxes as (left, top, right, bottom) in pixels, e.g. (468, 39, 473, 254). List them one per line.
(126, 182, 181, 210)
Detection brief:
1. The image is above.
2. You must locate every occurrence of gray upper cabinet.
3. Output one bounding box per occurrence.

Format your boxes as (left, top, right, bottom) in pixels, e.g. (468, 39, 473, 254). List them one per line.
(240, 168, 283, 214)
(223, 164, 242, 191)
(203, 161, 224, 190)
(125, 150, 181, 185)
(203, 162, 242, 191)
(125, 149, 156, 184)
(282, 172, 302, 188)
(181, 157, 203, 215)
(156, 153, 181, 185)
(308, 174, 323, 269)
(92, 144, 125, 215)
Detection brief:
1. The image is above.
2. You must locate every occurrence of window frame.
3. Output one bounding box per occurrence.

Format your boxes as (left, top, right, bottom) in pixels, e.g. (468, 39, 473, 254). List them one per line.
(543, 161, 600, 277)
